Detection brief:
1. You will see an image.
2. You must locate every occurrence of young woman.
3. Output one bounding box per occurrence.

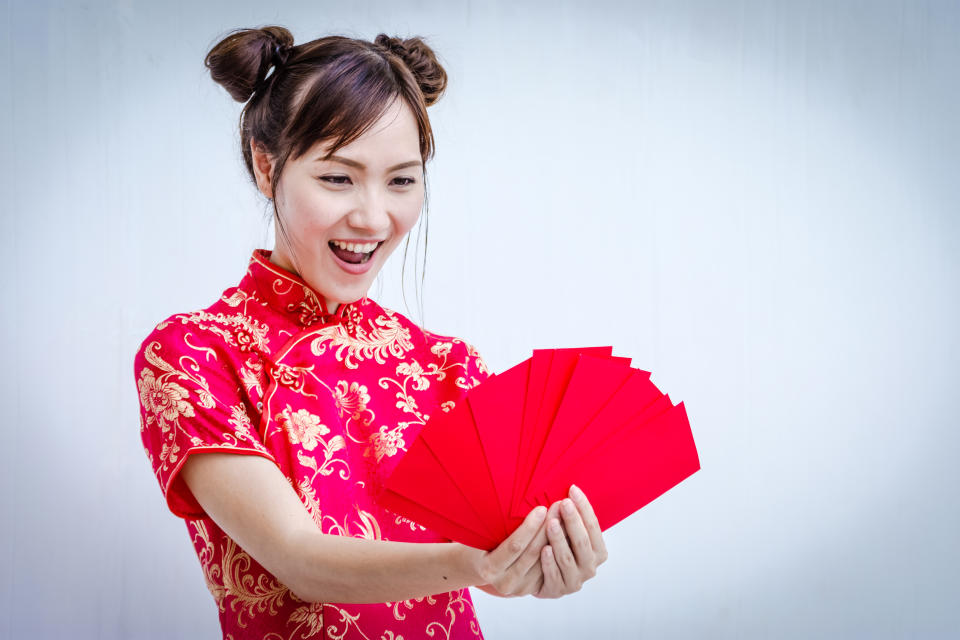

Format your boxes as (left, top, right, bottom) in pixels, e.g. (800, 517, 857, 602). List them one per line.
(134, 26, 608, 639)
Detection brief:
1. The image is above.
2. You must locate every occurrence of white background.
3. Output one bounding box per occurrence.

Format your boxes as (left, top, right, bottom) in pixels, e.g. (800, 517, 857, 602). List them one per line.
(1, 1, 958, 638)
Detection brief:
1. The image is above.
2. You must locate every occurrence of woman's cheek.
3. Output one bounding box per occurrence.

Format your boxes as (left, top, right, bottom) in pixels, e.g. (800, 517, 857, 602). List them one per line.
(400, 202, 424, 232)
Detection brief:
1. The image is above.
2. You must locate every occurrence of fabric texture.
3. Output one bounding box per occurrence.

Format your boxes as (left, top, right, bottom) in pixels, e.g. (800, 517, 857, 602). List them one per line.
(134, 248, 491, 639)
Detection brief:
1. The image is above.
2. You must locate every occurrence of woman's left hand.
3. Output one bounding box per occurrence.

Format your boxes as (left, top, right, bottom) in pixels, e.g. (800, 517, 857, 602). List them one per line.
(535, 484, 608, 599)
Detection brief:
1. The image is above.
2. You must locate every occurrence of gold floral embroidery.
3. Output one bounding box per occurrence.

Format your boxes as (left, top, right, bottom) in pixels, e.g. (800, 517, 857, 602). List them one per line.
(395, 392, 419, 417)
(296, 439, 350, 483)
(293, 476, 324, 528)
(239, 356, 264, 397)
(395, 360, 429, 391)
(190, 520, 226, 606)
(263, 386, 351, 481)
(221, 537, 291, 628)
(159, 310, 271, 354)
(183, 332, 218, 362)
(461, 342, 490, 390)
(274, 405, 329, 450)
(365, 424, 407, 462)
(425, 589, 481, 640)
(376, 344, 469, 436)
(271, 362, 319, 398)
(272, 404, 349, 481)
(159, 438, 181, 468)
(287, 602, 326, 638)
(271, 277, 335, 326)
(346, 304, 365, 326)
(324, 606, 369, 640)
(220, 289, 250, 307)
(310, 310, 414, 369)
(321, 507, 382, 540)
(455, 373, 480, 391)
(333, 380, 372, 425)
(141, 338, 269, 469)
(389, 595, 437, 622)
(422, 336, 489, 391)
(190, 520, 292, 629)
(138, 369, 193, 424)
(138, 342, 234, 474)
(142, 342, 216, 411)
(465, 342, 489, 374)
(392, 512, 428, 532)
(430, 342, 452, 358)
(228, 405, 255, 440)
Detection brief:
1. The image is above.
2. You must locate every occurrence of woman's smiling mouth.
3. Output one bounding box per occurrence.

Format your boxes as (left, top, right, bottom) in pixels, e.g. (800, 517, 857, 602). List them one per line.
(328, 239, 384, 269)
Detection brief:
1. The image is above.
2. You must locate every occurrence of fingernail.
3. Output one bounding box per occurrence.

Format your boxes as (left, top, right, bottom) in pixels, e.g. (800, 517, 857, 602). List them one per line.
(570, 484, 584, 499)
(534, 506, 547, 521)
(549, 519, 561, 533)
(562, 499, 574, 514)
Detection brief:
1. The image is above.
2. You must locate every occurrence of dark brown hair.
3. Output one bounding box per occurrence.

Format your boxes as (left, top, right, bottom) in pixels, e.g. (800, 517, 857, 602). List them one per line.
(204, 25, 448, 320)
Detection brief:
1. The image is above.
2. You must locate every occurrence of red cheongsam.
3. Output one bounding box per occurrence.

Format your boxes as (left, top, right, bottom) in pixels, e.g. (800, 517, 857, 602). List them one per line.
(133, 248, 491, 639)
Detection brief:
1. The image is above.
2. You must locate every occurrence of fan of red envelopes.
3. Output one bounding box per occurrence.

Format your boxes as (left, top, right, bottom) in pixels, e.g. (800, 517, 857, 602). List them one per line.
(378, 346, 701, 550)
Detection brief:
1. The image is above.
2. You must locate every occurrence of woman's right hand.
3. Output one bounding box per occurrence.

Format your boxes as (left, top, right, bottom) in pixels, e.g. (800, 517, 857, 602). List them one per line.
(465, 505, 550, 597)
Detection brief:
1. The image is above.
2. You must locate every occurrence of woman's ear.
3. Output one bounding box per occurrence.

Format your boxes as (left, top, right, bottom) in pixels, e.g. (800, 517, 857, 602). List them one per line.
(251, 139, 276, 199)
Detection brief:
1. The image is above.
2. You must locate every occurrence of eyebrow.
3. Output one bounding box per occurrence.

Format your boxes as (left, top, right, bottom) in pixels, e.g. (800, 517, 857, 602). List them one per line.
(316, 154, 422, 172)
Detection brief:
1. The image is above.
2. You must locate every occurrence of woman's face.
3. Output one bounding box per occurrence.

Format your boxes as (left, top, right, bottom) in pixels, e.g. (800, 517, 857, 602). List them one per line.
(252, 97, 425, 313)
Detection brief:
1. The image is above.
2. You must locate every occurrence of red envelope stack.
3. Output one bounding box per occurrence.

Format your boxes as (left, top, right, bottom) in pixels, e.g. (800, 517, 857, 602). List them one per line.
(378, 346, 701, 550)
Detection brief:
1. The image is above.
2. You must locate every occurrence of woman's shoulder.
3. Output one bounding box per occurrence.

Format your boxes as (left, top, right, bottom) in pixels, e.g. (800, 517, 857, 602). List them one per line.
(362, 298, 475, 349)
(363, 298, 491, 383)
(134, 284, 259, 373)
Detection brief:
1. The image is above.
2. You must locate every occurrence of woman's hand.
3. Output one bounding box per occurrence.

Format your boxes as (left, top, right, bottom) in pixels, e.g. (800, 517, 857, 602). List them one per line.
(467, 505, 551, 597)
(535, 484, 608, 599)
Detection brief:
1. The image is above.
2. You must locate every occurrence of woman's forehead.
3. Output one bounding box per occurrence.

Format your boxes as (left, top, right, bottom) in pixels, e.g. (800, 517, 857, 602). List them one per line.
(304, 100, 421, 162)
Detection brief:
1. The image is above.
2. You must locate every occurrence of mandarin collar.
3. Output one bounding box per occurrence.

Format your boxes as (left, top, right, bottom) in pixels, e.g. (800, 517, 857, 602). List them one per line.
(243, 249, 363, 329)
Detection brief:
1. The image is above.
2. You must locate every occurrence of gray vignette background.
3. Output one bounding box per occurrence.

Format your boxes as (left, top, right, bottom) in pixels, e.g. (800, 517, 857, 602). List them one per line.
(1, 1, 958, 638)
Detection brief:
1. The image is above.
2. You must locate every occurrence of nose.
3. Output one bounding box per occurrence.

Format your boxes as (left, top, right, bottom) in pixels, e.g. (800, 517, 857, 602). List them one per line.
(347, 185, 391, 234)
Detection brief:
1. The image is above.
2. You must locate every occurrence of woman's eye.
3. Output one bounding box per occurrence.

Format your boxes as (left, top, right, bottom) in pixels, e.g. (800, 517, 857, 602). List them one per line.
(320, 175, 351, 185)
(392, 177, 416, 186)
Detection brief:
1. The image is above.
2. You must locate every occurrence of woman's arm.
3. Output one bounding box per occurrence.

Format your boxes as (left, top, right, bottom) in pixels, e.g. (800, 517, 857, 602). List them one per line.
(180, 452, 548, 604)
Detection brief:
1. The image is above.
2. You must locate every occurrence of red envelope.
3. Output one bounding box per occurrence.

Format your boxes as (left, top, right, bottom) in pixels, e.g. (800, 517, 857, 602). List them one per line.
(526, 393, 678, 511)
(378, 489, 496, 550)
(512, 346, 618, 518)
(533, 401, 700, 529)
(466, 357, 530, 532)
(381, 346, 700, 549)
(529, 354, 635, 493)
(525, 368, 664, 503)
(417, 399, 508, 540)
(511, 349, 553, 518)
(384, 431, 494, 540)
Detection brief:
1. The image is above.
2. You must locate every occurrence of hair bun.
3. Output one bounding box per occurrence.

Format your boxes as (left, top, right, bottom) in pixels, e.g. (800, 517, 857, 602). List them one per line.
(205, 26, 295, 103)
(374, 34, 448, 107)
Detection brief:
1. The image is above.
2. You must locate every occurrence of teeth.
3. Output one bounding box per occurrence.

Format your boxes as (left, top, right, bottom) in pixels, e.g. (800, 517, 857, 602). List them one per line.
(331, 240, 379, 253)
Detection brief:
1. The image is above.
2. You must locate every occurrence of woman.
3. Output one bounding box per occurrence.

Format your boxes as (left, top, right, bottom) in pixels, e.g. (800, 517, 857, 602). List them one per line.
(134, 26, 607, 639)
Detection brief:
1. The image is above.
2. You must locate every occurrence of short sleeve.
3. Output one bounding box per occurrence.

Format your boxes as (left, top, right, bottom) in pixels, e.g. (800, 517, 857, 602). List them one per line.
(133, 320, 277, 519)
(460, 339, 493, 391)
